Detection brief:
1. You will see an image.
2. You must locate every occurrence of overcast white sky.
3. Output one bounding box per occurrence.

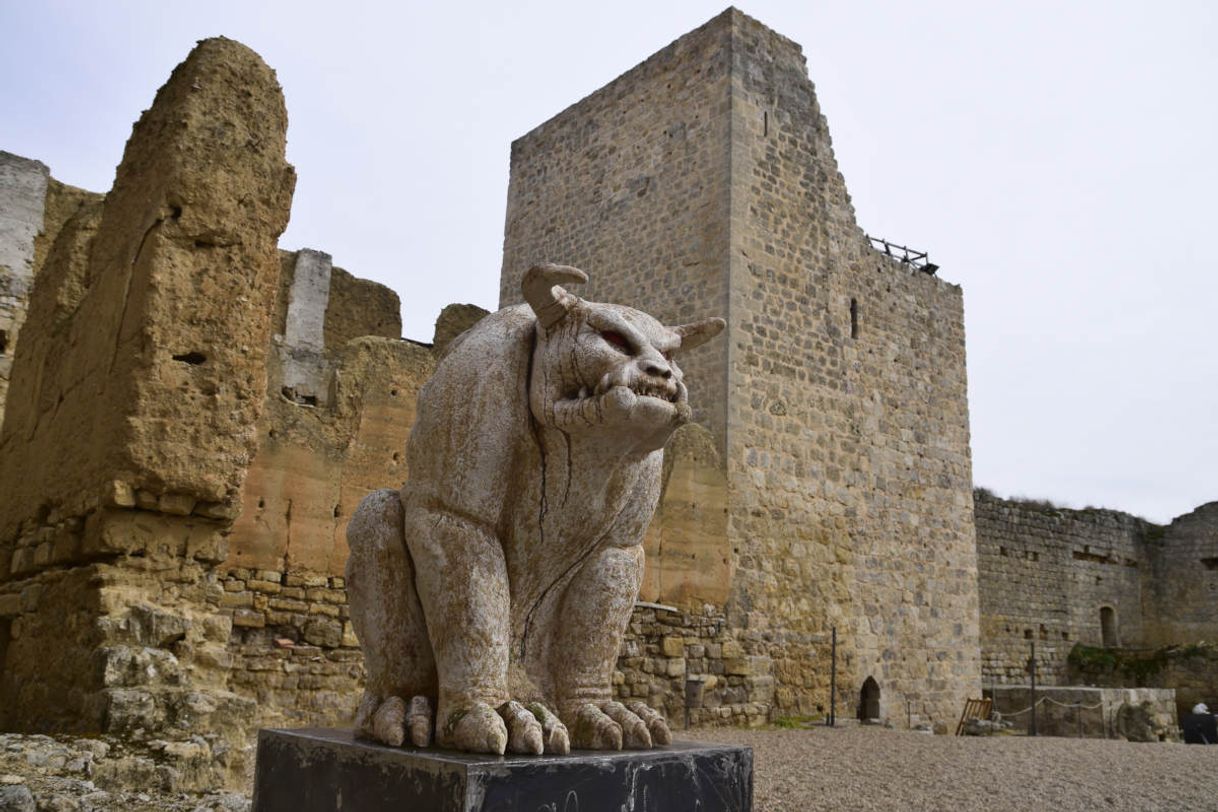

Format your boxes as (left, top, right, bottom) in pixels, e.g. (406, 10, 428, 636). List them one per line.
(2, 1, 1214, 523)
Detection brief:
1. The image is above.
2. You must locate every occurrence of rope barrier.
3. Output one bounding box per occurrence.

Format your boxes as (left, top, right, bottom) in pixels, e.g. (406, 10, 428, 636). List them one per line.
(995, 696, 1104, 717)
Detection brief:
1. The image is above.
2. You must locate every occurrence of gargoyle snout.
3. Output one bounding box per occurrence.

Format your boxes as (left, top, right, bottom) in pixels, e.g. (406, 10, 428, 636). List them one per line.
(641, 361, 672, 380)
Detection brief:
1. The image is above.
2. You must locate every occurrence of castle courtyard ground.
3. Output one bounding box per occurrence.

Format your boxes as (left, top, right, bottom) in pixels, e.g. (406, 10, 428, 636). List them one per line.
(2, 726, 1214, 810)
(687, 725, 1216, 811)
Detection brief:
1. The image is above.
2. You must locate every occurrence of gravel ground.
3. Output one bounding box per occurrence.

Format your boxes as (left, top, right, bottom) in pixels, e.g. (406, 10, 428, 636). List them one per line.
(4, 726, 1215, 810)
(685, 725, 1218, 811)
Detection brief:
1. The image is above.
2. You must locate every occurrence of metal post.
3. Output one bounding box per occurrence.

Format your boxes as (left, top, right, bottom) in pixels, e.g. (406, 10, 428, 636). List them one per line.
(829, 626, 837, 727)
(1028, 641, 1037, 737)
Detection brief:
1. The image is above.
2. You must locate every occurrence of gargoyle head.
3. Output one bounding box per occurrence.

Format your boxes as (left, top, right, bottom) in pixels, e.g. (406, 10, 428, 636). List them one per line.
(523, 263, 724, 452)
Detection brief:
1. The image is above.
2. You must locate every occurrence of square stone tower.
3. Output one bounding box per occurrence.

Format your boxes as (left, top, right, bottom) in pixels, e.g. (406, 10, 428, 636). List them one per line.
(501, 8, 980, 726)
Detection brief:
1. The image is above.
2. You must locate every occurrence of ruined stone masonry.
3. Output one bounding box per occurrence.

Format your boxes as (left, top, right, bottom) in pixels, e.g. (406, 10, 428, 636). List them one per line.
(2, 8, 1214, 796)
(976, 491, 1218, 715)
(0, 38, 436, 790)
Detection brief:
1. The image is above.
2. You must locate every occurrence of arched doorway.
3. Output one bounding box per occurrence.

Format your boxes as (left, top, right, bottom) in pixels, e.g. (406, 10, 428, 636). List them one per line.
(1100, 606, 1118, 647)
(858, 676, 880, 721)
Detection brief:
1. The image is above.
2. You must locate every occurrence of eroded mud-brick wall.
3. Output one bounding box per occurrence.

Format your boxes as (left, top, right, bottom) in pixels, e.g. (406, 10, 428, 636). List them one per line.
(0, 37, 296, 788)
(502, 8, 981, 729)
(219, 246, 434, 730)
(0, 153, 100, 426)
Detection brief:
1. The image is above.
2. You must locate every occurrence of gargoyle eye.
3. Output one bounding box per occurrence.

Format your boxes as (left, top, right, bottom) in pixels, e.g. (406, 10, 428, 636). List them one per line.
(662, 350, 673, 362)
(600, 330, 631, 353)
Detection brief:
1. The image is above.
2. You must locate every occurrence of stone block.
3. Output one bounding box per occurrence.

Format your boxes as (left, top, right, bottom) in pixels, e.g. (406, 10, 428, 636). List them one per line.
(302, 617, 343, 648)
(661, 636, 686, 657)
(252, 728, 752, 811)
(158, 493, 196, 516)
(0, 593, 21, 616)
(234, 609, 266, 629)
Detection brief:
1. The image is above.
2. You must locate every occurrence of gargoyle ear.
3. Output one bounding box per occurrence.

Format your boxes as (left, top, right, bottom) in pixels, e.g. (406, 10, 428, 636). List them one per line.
(522, 263, 588, 330)
(671, 317, 726, 352)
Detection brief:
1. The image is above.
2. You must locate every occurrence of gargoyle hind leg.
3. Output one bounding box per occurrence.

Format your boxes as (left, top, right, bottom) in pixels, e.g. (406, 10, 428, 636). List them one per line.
(404, 503, 540, 755)
(554, 543, 672, 750)
(346, 489, 437, 747)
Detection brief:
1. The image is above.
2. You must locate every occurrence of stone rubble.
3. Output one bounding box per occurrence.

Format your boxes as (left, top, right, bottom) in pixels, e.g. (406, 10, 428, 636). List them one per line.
(0, 734, 249, 811)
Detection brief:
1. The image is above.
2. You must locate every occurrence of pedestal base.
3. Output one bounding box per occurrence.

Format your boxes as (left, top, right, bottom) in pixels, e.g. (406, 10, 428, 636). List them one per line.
(252, 728, 752, 811)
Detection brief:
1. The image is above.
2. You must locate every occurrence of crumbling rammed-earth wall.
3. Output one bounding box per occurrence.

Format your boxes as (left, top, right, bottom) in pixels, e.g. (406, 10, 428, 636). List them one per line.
(0, 38, 438, 790)
(502, 8, 981, 728)
(0, 37, 296, 788)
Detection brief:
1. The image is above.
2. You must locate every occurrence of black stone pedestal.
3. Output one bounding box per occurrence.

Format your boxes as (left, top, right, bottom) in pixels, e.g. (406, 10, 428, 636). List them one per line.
(252, 728, 752, 811)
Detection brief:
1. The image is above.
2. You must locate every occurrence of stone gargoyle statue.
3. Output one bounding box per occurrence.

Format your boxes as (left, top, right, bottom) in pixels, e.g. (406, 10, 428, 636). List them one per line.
(345, 263, 724, 756)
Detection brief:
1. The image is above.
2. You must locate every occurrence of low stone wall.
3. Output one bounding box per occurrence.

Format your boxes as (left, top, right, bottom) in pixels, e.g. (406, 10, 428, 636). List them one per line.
(986, 685, 1179, 741)
(220, 568, 364, 731)
(1067, 643, 1218, 719)
(615, 603, 773, 729)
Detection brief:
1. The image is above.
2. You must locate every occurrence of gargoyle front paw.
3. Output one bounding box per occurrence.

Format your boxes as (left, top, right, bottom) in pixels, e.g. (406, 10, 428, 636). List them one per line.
(570, 700, 671, 750)
(497, 700, 571, 755)
(438, 701, 509, 755)
(522, 701, 571, 755)
(355, 693, 433, 748)
(626, 700, 672, 746)
(435, 700, 570, 755)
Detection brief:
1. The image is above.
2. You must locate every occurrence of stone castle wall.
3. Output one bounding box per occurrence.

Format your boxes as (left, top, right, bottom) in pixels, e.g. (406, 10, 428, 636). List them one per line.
(1067, 643, 1218, 719)
(974, 490, 1151, 685)
(725, 13, 978, 727)
(501, 8, 980, 728)
(0, 38, 451, 789)
(975, 491, 1218, 687)
(1143, 502, 1218, 645)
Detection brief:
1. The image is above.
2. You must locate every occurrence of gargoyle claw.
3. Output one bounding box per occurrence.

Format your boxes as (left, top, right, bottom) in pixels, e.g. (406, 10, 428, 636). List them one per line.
(526, 702, 571, 755)
(355, 693, 434, 748)
(499, 700, 544, 755)
(569, 700, 670, 750)
(439, 701, 508, 755)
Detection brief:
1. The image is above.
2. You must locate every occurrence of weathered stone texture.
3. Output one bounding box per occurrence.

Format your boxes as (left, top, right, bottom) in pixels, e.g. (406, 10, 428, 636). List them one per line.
(615, 603, 771, 729)
(986, 685, 1179, 741)
(0, 38, 328, 789)
(975, 492, 1218, 686)
(0, 161, 99, 427)
(431, 303, 489, 355)
(501, 13, 733, 446)
(1067, 643, 1218, 719)
(324, 265, 402, 348)
(640, 423, 731, 608)
(501, 8, 980, 729)
(0, 152, 49, 421)
(975, 490, 1152, 684)
(0, 37, 295, 542)
(228, 335, 434, 574)
(1144, 502, 1218, 644)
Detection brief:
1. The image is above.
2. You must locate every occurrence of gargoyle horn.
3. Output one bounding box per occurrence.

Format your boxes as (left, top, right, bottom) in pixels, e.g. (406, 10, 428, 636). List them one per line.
(522, 263, 588, 329)
(672, 317, 726, 352)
